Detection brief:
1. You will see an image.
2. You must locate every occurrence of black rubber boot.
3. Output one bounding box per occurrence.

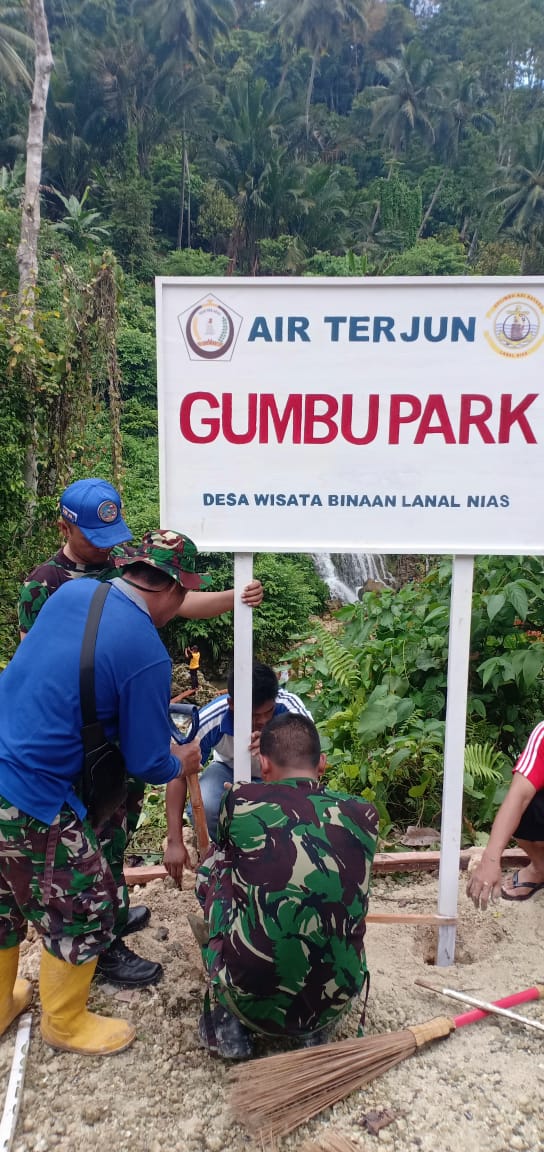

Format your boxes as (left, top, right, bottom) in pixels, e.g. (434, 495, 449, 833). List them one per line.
(119, 905, 151, 938)
(198, 1004, 253, 1060)
(96, 940, 162, 988)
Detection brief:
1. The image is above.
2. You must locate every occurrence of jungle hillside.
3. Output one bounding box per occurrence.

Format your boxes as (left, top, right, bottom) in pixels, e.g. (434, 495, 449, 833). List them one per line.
(2, 0, 544, 839)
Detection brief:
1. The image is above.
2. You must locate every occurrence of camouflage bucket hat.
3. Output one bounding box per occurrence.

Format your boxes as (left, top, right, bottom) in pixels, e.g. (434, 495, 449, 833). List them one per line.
(114, 529, 210, 590)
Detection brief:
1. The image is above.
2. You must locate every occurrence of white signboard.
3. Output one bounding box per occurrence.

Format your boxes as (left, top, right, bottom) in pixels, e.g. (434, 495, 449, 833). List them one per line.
(157, 277, 544, 553)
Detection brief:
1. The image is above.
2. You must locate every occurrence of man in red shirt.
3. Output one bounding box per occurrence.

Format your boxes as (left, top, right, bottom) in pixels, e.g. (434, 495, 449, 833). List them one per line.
(466, 722, 544, 908)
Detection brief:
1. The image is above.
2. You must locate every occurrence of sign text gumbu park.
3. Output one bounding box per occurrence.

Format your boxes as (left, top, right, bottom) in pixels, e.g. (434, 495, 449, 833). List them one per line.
(156, 277, 544, 554)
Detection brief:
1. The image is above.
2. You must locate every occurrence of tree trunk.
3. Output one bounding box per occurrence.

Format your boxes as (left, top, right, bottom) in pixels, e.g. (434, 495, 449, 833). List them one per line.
(305, 49, 319, 137)
(17, 0, 53, 310)
(17, 0, 53, 497)
(418, 171, 445, 239)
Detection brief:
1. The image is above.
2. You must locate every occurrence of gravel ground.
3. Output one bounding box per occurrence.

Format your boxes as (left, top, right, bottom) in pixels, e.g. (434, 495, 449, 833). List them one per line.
(3, 866, 544, 1152)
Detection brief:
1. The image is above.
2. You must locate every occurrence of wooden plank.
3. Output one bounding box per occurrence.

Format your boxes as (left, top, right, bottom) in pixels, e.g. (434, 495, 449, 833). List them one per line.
(371, 847, 529, 874)
(124, 847, 529, 887)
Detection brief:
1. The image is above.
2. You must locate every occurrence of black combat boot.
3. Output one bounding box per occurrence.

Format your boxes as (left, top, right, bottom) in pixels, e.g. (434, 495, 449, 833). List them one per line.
(96, 939, 162, 987)
(119, 905, 151, 938)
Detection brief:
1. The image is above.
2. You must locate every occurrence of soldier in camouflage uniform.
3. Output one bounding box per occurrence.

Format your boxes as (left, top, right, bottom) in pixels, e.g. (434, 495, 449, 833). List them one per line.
(0, 530, 205, 1055)
(195, 712, 379, 1060)
(18, 478, 263, 987)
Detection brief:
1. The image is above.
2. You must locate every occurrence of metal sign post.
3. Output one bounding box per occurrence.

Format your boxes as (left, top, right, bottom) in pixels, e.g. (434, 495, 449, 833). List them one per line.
(233, 553, 254, 782)
(437, 555, 475, 966)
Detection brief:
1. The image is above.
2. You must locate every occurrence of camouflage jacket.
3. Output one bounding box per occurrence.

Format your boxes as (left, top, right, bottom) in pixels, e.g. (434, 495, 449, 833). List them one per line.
(18, 546, 128, 633)
(196, 777, 379, 1037)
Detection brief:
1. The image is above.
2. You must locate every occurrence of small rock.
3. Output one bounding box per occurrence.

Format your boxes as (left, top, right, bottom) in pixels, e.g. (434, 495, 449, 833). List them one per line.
(154, 927, 169, 941)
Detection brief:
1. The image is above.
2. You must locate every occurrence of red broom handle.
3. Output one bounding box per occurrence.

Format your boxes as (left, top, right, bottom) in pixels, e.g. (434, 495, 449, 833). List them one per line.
(453, 985, 544, 1028)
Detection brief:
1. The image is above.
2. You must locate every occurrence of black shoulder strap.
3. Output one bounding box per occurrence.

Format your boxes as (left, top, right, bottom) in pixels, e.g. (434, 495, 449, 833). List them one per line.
(80, 583, 111, 726)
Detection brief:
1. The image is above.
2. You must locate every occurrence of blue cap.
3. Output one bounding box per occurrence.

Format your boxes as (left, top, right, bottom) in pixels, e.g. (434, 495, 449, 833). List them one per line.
(60, 479, 132, 547)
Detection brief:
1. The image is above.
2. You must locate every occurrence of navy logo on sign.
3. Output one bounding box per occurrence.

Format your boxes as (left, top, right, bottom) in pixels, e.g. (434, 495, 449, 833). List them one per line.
(179, 294, 242, 362)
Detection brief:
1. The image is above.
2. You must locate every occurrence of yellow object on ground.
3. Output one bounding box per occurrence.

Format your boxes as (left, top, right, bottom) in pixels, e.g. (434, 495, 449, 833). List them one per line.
(39, 949, 136, 1055)
(0, 946, 32, 1035)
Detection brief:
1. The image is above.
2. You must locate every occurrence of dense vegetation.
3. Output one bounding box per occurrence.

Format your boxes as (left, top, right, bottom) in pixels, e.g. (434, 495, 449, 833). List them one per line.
(1, 0, 544, 833)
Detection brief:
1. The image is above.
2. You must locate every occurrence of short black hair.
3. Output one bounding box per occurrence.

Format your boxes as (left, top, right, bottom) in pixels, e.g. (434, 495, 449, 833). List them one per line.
(259, 713, 321, 770)
(120, 561, 174, 591)
(227, 661, 279, 707)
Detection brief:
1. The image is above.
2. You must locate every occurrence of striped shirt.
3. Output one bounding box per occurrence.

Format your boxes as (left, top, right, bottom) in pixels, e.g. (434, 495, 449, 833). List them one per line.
(198, 690, 312, 778)
(513, 722, 544, 790)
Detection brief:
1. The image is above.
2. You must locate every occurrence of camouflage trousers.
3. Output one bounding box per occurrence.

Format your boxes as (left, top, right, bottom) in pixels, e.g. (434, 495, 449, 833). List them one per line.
(195, 846, 360, 1039)
(98, 776, 145, 935)
(0, 794, 118, 964)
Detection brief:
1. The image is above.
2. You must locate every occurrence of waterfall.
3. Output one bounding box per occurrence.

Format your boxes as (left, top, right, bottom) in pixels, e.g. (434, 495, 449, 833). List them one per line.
(312, 553, 393, 603)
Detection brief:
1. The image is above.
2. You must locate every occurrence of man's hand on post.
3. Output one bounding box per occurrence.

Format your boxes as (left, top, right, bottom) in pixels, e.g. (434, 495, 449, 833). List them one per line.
(241, 580, 263, 607)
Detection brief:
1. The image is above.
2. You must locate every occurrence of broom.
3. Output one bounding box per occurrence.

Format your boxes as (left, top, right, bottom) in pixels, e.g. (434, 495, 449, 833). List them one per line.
(229, 983, 544, 1140)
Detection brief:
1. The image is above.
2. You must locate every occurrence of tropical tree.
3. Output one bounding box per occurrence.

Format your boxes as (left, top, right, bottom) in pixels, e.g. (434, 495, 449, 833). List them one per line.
(143, 0, 237, 68)
(490, 123, 544, 269)
(272, 0, 369, 133)
(208, 73, 301, 269)
(0, 2, 33, 88)
(49, 185, 110, 248)
(369, 40, 443, 158)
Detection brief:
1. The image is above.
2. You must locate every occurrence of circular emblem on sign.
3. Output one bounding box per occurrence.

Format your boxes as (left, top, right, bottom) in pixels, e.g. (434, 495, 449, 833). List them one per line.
(485, 293, 544, 358)
(97, 500, 119, 523)
(185, 299, 235, 360)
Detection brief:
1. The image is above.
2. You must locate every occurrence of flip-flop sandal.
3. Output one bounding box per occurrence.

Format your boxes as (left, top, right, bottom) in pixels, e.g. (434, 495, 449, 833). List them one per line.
(501, 870, 544, 901)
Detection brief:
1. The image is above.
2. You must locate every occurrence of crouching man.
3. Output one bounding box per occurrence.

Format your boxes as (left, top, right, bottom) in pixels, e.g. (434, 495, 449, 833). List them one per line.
(194, 713, 379, 1059)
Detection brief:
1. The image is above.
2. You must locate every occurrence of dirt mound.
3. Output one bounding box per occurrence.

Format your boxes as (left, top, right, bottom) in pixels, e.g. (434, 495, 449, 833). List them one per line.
(8, 871, 544, 1152)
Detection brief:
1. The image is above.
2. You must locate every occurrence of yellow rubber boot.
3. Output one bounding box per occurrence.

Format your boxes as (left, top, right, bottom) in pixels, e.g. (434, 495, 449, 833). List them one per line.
(39, 949, 136, 1055)
(0, 946, 32, 1035)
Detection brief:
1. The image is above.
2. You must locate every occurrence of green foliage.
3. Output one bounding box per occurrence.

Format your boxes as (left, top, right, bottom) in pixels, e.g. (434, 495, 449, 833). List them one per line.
(161, 552, 328, 669)
(304, 250, 373, 276)
(285, 556, 544, 838)
(378, 176, 422, 248)
(197, 179, 238, 252)
(158, 248, 230, 276)
(383, 237, 468, 275)
(49, 186, 111, 249)
(257, 234, 305, 274)
(117, 326, 156, 403)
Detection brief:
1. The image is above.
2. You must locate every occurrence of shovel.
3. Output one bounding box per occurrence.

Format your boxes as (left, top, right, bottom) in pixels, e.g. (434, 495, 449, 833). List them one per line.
(169, 702, 210, 858)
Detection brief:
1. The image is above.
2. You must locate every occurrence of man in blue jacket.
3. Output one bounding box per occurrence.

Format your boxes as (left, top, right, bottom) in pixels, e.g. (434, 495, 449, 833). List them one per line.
(163, 662, 312, 881)
(18, 478, 263, 987)
(0, 530, 203, 1057)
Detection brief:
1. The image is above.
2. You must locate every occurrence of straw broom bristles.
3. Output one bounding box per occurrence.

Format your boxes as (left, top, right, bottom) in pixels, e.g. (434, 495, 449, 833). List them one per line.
(229, 1016, 454, 1140)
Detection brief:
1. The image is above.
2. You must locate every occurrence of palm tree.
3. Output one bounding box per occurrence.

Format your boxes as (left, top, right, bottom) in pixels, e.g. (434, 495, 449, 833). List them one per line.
(490, 124, 544, 269)
(0, 3, 33, 88)
(272, 0, 368, 134)
(142, 0, 237, 68)
(418, 66, 494, 237)
(208, 73, 302, 270)
(369, 41, 442, 158)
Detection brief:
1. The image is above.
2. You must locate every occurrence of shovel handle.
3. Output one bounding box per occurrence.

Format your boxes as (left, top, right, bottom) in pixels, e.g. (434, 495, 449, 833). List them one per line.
(187, 771, 210, 858)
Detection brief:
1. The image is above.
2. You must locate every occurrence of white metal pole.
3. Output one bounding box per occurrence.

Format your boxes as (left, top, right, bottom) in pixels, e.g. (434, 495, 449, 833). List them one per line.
(436, 554, 475, 967)
(233, 553, 254, 782)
